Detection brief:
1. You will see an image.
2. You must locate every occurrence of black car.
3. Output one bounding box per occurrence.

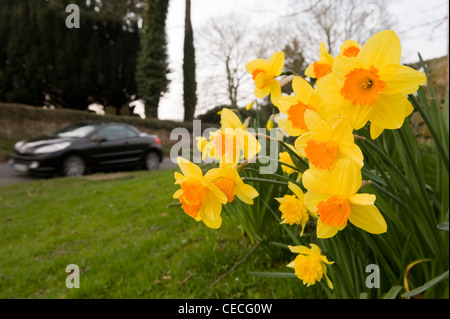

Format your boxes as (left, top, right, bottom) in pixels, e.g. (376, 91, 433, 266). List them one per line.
(8, 122, 163, 176)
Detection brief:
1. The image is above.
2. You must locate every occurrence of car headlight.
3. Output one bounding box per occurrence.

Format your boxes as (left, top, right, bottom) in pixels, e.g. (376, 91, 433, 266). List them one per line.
(14, 141, 25, 152)
(33, 142, 71, 154)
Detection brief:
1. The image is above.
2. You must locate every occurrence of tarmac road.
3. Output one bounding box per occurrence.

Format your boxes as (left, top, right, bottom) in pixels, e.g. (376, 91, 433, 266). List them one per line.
(0, 157, 177, 187)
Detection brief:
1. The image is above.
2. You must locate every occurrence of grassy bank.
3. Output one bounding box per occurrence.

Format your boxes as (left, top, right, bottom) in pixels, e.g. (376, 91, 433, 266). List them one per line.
(0, 169, 323, 299)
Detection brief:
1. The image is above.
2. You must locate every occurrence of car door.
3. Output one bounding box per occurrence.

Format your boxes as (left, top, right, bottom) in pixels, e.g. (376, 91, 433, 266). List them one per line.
(88, 125, 136, 168)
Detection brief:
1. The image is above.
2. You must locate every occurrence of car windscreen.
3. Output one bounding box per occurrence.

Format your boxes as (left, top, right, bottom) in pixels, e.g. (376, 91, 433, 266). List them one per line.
(52, 123, 98, 138)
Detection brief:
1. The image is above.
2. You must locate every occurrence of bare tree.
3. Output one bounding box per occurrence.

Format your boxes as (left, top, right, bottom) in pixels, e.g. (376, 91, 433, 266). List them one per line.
(282, 0, 393, 59)
(196, 14, 251, 108)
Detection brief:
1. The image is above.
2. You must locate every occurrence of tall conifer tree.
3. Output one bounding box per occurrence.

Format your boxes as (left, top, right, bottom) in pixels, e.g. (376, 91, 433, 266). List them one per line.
(135, 0, 170, 118)
(182, 0, 197, 121)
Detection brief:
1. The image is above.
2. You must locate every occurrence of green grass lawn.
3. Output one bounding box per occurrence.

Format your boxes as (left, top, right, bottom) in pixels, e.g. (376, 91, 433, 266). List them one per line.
(0, 169, 323, 299)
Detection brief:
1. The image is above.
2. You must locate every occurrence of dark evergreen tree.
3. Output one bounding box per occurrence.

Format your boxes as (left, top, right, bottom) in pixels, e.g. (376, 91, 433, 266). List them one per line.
(182, 0, 197, 121)
(135, 0, 170, 119)
(0, 0, 140, 112)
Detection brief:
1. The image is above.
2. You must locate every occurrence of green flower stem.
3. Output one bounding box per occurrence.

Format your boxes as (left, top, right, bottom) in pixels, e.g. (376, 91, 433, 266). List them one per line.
(408, 94, 449, 172)
(368, 180, 409, 211)
(243, 168, 301, 186)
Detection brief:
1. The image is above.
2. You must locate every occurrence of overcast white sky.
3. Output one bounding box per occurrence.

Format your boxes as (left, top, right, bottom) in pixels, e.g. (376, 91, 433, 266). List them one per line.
(154, 0, 448, 121)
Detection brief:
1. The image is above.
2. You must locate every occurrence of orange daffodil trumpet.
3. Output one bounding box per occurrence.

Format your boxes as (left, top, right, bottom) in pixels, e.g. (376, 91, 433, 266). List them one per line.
(277, 76, 319, 136)
(302, 157, 387, 238)
(205, 160, 259, 205)
(174, 157, 258, 229)
(294, 110, 364, 170)
(173, 157, 228, 229)
(287, 244, 334, 289)
(246, 51, 284, 107)
(314, 30, 426, 139)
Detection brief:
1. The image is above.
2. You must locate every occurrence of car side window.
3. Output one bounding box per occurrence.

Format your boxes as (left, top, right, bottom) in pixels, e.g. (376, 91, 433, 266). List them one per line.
(97, 126, 129, 141)
(124, 127, 138, 138)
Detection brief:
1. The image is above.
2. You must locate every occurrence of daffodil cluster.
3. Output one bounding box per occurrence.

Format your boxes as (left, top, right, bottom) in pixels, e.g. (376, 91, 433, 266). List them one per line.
(174, 108, 260, 229)
(243, 30, 426, 288)
(174, 30, 427, 290)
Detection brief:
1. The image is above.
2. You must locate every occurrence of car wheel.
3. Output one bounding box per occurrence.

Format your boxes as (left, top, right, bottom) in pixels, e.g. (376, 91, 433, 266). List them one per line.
(145, 152, 160, 170)
(62, 155, 86, 177)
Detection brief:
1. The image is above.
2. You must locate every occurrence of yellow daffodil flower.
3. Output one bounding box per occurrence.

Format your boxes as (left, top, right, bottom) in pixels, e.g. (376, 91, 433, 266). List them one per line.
(278, 144, 303, 175)
(302, 157, 387, 238)
(305, 40, 361, 81)
(278, 151, 296, 175)
(173, 157, 227, 229)
(202, 108, 261, 164)
(276, 182, 314, 236)
(314, 30, 426, 139)
(205, 160, 259, 205)
(294, 109, 364, 170)
(277, 76, 320, 136)
(246, 51, 284, 107)
(287, 244, 334, 289)
(339, 40, 360, 58)
(305, 42, 334, 80)
(246, 101, 255, 111)
(195, 136, 209, 153)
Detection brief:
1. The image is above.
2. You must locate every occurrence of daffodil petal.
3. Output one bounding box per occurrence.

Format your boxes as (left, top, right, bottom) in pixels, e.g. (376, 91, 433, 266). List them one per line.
(338, 142, 364, 167)
(303, 191, 328, 216)
(198, 192, 223, 229)
(235, 182, 259, 205)
(177, 157, 203, 177)
(317, 219, 340, 238)
(288, 245, 310, 255)
(349, 193, 376, 205)
(245, 58, 270, 74)
(221, 108, 244, 129)
(304, 109, 331, 139)
(331, 157, 361, 196)
(288, 181, 304, 201)
(270, 81, 282, 106)
(357, 30, 401, 70)
(327, 115, 354, 144)
(173, 189, 182, 199)
(269, 51, 285, 76)
(292, 76, 314, 103)
(254, 85, 272, 99)
(349, 204, 387, 234)
(303, 169, 336, 196)
(340, 100, 373, 130)
(369, 94, 408, 129)
(370, 122, 385, 139)
(381, 64, 427, 96)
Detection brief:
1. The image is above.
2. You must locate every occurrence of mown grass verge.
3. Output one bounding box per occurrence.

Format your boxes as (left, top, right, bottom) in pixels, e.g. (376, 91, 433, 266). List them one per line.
(0, 169, 323, 299)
